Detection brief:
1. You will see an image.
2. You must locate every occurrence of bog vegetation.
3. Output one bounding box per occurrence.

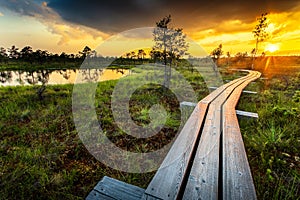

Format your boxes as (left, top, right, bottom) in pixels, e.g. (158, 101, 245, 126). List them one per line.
(1, 55, 299, 199)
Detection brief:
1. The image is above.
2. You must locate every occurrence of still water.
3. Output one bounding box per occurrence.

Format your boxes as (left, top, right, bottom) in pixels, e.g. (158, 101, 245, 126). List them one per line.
(0, 69, 130, 87)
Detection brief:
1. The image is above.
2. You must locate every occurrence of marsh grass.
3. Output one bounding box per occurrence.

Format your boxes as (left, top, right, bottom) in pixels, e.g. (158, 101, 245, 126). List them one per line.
(0, 83, 159, 199)
(0, 61, 299, 199)
(238, 73, 300, 199)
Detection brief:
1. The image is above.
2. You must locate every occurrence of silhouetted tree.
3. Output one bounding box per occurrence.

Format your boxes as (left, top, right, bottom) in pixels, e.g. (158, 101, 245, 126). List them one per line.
(69, 54, 75, 59)
(60, 52, 69, 64)
(138, 49, 146, 59)
(252, 13, 269, 69)
(8, 45, 20, 59)
(130, 51, 136, 59)
(20, 46, 34, 64)
(153, 15, 188, 65)
(149, 50, 162, 63)
(0, 47, 8, 63)
(153, 15, 189, 87)
(235, 51, 248, 58)
(125, 52, 131, 59)
(138, 49, 146, 63)
(79, 46, 92, 59)
(211, 44, 223, 64)
(0, 47, 7, 57)
(226, 51, 231, 65)
(33, 49, 48, 64)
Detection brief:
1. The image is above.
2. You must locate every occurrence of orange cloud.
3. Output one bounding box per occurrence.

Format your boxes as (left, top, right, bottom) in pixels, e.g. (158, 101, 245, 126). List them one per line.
(187, 8, 300, 55)
(36, 1, 109, 46)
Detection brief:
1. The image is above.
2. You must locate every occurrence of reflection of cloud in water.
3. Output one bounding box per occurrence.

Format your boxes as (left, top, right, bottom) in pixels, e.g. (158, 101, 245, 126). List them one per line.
(0, 69, 130, 87)
(100, 69, 128, 81)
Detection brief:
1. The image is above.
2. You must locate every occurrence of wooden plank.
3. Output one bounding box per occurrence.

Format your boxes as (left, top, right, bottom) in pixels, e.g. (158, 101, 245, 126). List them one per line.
(182, 103, 221, 199)
(208, 86, 257, 94)
(180, 101, 197, 107)
(183, 78, 251, 199)
(242, 90, 257, 94)
(142, 103, 208, 200)
(86, 176, 145, 200)
(86, 189, 115, 200)
(222, 110, 257, 200)
(236, 110, 258, 119)
(183, 71, 258, 199)
(221, 71, 260, 199)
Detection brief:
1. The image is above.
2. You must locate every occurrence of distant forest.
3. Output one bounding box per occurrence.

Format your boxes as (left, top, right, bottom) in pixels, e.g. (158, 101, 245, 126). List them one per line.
(1, 44, 299, 72)
(0, 45, 154, 71)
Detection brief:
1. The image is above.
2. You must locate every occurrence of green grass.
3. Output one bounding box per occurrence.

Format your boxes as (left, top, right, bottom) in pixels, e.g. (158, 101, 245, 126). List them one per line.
(238, 73, 300, 199)
(0, 62, 299, 199)
(0, 58, 139, 71)
(0, 83, 157, 199)
(0, 61, 83, 71)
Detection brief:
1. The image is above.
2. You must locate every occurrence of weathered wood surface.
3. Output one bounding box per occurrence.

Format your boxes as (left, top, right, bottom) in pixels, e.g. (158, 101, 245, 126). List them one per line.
(142, 74, 253, 200)
(86, 176, 145, 200)
(222, 72, 259, 200)
(236, 110, 258, 119)
(181, 103, 258, 119)
(142, 103, 208, 200)
(143, 70, 260, 199)
(86, 70, 261, 200)
(183, 71, 259, 200)
(208, 86, 257, 94)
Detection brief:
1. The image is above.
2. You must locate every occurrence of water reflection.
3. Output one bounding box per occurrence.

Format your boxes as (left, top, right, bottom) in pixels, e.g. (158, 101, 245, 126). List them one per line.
(0, 69, 130, 87)
(0, 71, 13, 83)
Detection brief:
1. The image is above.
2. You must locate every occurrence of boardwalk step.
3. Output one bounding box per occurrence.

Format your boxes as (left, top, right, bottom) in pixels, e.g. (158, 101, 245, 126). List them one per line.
(86, 176, 145, 200)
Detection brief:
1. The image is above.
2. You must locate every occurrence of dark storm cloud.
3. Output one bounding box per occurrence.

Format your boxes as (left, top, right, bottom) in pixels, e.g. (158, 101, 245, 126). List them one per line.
(47, 0, 299, 33)
(47, 0, 166, 33)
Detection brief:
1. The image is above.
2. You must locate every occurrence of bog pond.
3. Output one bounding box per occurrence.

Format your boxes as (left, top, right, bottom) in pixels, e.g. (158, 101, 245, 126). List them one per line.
(0, 69, 130, 86)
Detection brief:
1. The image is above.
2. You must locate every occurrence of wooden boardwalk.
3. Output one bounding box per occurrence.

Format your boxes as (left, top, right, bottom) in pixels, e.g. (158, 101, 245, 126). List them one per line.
(87, 70, 261, 200)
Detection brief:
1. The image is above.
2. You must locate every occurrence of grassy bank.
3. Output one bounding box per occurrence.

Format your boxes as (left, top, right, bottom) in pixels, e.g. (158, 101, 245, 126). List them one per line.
(0, 63, 299, 199)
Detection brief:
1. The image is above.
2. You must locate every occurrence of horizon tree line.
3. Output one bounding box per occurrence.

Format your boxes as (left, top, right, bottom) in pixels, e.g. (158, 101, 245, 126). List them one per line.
(0, 45, 95, 63)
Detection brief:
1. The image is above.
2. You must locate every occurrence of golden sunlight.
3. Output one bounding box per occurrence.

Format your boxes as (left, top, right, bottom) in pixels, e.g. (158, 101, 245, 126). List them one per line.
(266, 23, 276, 33)
(265, 43, 279, 53)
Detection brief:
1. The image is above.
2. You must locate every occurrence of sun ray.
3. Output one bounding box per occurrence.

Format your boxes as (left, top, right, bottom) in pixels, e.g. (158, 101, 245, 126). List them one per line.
(264, 56, 271, 73)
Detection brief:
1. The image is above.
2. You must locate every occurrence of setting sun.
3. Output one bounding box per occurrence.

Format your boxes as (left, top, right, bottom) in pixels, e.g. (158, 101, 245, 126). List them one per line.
(265, 43, 279, 53)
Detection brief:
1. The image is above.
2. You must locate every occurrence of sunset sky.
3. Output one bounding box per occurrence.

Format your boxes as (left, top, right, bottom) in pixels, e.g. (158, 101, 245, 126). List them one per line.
(0, 0, 300, 56)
